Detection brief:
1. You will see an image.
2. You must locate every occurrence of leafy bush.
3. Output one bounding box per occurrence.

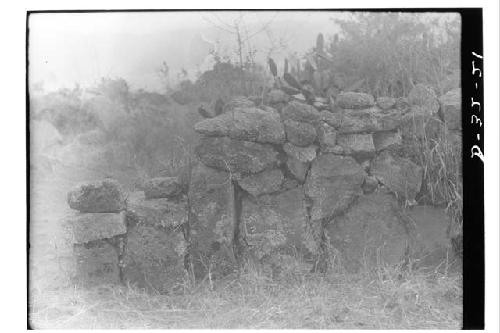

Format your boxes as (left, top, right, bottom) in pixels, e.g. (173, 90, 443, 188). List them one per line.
(324, 13, 460, 97)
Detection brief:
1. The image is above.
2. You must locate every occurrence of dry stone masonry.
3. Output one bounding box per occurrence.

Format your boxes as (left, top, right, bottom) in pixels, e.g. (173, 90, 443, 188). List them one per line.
(64, 87, 462, 291)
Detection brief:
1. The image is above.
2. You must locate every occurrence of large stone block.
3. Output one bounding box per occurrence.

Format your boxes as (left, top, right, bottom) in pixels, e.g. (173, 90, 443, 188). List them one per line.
(371, 151, 423, 203)
(406, 206, 452, 269)
(73, 239, 120, 285)
(241, 187, 319, 260)
(305, 154, 366, 221)
(188, 164, 235, 256)
(194, 107, 285, 144)
(284, 119, 317, 147)
(236, 168, 284, 197)
(66, 211, 127, 244)
(326, 193, 411, 273)
(195, 137, 279, 174)
(67, 179, 126, 213)
(123, 215, 187, 294)
(339, 107, 401, 134)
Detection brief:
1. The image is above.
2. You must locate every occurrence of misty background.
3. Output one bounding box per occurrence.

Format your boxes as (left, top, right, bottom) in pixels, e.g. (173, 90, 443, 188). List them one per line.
(29, 11, 348, 92)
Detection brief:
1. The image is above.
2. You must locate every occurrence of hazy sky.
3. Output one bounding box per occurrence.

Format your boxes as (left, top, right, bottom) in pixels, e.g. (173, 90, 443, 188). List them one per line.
(29, 11, 343, 92)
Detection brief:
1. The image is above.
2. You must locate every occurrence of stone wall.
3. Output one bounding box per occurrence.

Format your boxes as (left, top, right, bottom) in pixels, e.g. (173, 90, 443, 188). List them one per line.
(64, 86, 462, 291)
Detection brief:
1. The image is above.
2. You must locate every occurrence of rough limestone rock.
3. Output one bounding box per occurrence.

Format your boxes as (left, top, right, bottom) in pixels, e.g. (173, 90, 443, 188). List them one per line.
(406, 206, 452, 268)
(281, 101, 321, 125)
(372, 130, 402, 152)
(124, 194, 188, 294)
(143, 177, 184, 200)
(439, 88, 461, 130)
(376, 97, 397, 110)
(283, 143, 317, 162)
(194, 107, 285, 144)
(339, 107, 400, 134)
(127, 191, 188, 228)
(67, 179, 126, 213)
(286, 156, 310, 182)
(73, 240, 120, 285)
(400, 106, 443, 140)
(371, 151, 423, 202)
(195, 137, 279, 174)
(266, 89, 290, 104)
(336, 92, 375, 109)
(305, 154, 366, 221)
(236, 168, 284, 197)
(317, 123, 337, 149)
(241, 187, 319, 260)
(320, 110, 342, 128)
(66, 211, 127, 244)
(326, 193, 411, 273)
(408, 84, 440, 114)
(284, 119, 317, 147)
(188, 164, 235, 256)
(336, 133, 375, 159)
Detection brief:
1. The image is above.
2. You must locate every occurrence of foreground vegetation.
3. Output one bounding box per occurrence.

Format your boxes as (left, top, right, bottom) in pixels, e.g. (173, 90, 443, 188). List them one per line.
(30, 261, 461, 329)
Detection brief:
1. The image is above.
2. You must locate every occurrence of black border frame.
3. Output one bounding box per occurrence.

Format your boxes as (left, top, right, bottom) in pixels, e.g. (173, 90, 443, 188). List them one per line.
(26, 8, 484, 330)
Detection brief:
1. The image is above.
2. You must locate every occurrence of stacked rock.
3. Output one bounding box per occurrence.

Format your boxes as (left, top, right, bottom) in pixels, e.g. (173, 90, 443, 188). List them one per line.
(125, 177, 188, 293)
(193, 87, 458, 275)
(65, 179, 127, 285)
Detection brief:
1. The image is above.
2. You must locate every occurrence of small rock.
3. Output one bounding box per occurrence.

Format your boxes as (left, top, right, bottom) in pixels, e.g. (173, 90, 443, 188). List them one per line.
(318, 123, 338, 149)
(336, 133, 375, 159)
(283, 143, 317, 162)
(282, 101, 321, 124)
(362, 175, 379, 194)
(286, 156, 310, 182)
(320, 111, 342, 128)
(336, 92, 375, 109)
(376, 97, 397, 110)
(67, 179, 126, 213)
(372, 131, 402, 152)
(127, 191, 188, 229)
(143, 177, 184, 200)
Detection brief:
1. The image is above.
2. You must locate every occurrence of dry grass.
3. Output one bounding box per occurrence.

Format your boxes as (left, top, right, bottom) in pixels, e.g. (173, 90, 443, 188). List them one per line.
(29, 260, 462, 329)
